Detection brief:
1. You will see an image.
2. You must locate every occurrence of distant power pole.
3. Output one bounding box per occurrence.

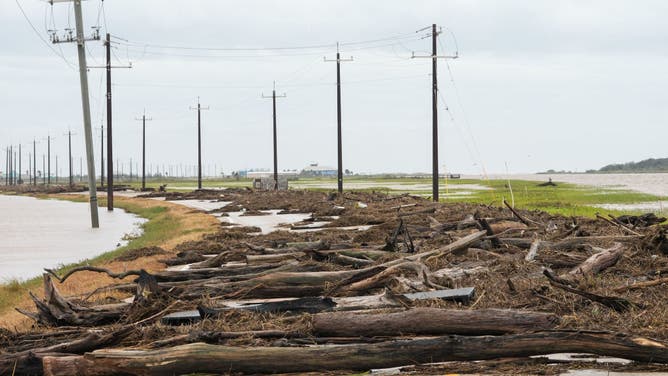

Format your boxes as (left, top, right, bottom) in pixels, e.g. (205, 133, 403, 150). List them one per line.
(412, 24, 458, 202)
(4, 147, 7, 185)
(50, 0, 100, 228)
(324, 43, 353, 194)
(42, 154, 46, 184)
(18, 144, 22, 185)
(45, 135, 52, 185)
(64, 130, 76, 187)
(190, 97, 209, 190)
(135, 110, 152, 190)
(262, 82, 287, 190)
(100, 125, 104, 188)
(33, 139, 37, 186)
(55, 155, 58, 184)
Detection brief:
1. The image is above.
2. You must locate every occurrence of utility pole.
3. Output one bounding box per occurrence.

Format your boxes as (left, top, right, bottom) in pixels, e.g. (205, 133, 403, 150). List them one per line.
(50, 0, 100, 228)
(18, 144, 22, 185)
(324, 43, 353, 194)
(135, 110, 152, 190)
(87, 34, 131, 211)
(100, 124, 104, 188)
(10, 146, 13, 185)
(4, 147, 7, 185)
(13, 147, 17, 185)
(64, 130, 76, 187)
(412, 24, 458, 202)
(79, 157, 83, 182)
(45, 135, 52, 185)
(55, 155, 58, 184)
(42, 154, 46, 184)
(33, 139, 37, 186)
(190, 97, 209, 190)
(106, 33, 113, 208)
(262, 82, 286, 190)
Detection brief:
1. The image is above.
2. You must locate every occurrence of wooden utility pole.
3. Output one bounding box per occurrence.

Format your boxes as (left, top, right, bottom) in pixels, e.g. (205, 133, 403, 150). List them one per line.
(86, 34, 131, 210)
(42, 154, 46, 184)
(135, 111, 152, 191)
(46, 136, 52, 185)
(190, 97, 209, 190)
(4, 147, 7, 185)
(33, 139, 37, 186)
(50, 0, 100, 228)
(412, 24, 458, 202)
(64, 130, 76, 187)
(18, 144, 22, 184)
(100, 125, 104, 188)
(324, 43, 353, 194)
(262, 82, 286, 190)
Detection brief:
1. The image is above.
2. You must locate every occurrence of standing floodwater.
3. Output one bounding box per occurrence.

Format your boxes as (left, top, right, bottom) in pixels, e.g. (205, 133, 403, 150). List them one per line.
(0, 195, 146, 282)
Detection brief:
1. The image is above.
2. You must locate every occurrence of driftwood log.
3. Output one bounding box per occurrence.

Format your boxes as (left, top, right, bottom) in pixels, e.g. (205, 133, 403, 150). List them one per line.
(311, 308, 559, 337)
(42, 331, 668, 375)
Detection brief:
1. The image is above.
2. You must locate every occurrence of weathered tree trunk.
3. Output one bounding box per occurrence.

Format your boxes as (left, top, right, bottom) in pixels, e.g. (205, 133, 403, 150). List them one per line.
(0, 327, 131, 375)
(19, 274, 126, 326)
(561, 243, 623, 282)
(42, 331, 668, 375)
(312, 308, 559, 337)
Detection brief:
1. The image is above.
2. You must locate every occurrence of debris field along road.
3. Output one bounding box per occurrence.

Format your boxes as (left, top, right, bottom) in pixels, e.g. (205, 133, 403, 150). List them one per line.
(2, 188, 668, 375)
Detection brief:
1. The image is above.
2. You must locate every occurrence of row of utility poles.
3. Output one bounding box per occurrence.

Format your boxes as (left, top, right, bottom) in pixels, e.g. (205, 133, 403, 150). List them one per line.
(24, 9, 453, 230)
(3, 135, 72, 186)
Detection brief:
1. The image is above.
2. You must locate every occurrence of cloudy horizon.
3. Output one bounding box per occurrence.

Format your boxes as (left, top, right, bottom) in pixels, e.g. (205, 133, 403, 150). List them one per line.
(2, 0, 667, 177)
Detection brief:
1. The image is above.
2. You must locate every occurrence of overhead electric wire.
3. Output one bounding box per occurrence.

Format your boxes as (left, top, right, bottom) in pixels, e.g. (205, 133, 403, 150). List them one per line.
(15, 0, 76, 69)
(110, 31, 419, 53)
(437, 34, 488, 178)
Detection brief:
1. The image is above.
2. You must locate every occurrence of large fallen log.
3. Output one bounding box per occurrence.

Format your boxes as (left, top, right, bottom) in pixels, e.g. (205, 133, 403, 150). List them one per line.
(42, 331, 668, 375)
(312, 308, 559, 337)
(560, 243, 624, 282)
(0, 327, 131, 375)
(18, 275, 127, 326)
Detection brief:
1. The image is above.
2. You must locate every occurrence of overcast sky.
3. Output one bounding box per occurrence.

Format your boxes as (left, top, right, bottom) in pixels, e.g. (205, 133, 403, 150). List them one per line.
(1, 0, 667, 176)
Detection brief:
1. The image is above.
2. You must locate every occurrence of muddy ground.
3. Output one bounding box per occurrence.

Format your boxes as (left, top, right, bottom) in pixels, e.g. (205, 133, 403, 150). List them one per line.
(2, 188, 667, 375)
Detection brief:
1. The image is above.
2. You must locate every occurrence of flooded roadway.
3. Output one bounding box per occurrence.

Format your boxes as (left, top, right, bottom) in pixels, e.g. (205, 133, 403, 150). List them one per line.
(0, 195, 146, 282)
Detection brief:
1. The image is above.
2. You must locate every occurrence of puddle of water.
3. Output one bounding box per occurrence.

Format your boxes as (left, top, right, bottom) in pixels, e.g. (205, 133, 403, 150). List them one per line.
(593, 201, 668, 213)
(169, 199, 231, 211)
(222, 210, 312, 234)
(489, 173, 668, 197)
(561, 371, 668, 376)
(291, 181, 490, 192)
(0, 195, 146, 282)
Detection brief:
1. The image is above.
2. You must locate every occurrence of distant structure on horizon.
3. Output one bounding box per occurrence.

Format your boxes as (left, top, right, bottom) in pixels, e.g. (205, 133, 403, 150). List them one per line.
(300, 163, 337, 177)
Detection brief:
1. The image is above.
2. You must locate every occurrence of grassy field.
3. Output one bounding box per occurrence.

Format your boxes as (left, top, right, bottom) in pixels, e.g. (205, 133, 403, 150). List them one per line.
(123, 175, 668, 218)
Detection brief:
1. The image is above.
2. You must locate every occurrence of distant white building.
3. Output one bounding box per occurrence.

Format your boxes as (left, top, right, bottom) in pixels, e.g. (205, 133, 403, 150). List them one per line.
(246, 170, 298, 179)
(301, 163, 337, 177)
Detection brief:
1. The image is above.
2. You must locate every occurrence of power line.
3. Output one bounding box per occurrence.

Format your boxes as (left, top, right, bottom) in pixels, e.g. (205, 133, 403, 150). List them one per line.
(110, 32, 418, 52)
(14, 0, 76, 69)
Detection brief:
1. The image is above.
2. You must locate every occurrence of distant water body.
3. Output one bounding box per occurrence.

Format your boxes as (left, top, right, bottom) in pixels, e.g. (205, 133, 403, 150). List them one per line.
(0, 195, 146, 282)
(478, 173, 668, 197)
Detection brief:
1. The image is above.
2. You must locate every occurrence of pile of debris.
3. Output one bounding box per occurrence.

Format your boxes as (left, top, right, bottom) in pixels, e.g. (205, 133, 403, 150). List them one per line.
(2, 189, 667, 375)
